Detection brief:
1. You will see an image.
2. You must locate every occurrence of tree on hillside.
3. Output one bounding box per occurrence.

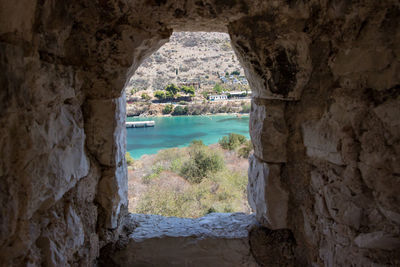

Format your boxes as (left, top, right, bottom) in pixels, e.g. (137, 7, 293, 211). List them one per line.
(230, 70, 240, 76)
(154, 91, 166, 100)
(180, 85, 195, 96)
(165, 84, 179, 98)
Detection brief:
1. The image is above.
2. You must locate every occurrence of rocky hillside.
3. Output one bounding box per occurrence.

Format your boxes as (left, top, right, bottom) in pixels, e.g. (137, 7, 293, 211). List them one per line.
(126, 32, 244, 93)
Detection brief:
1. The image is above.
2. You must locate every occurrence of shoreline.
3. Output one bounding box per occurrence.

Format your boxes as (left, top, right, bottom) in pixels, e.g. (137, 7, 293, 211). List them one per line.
(127, 112, 250, 119)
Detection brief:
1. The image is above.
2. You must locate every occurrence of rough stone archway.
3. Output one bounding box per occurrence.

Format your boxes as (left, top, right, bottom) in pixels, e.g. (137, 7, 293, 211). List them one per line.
(1, 0, 399, 266)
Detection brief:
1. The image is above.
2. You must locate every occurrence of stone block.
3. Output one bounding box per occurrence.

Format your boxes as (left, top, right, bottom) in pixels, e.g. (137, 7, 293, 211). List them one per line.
(302, 118, 344, 165)
(322, 183, 362, 229)
(354, 231, 400, 250)
(250, 100, 288, 163)
(96, 164, 128, 229)
(247, 155, 289, 229)
(109, 213, 258, 266)
(84, 95, 126, 167)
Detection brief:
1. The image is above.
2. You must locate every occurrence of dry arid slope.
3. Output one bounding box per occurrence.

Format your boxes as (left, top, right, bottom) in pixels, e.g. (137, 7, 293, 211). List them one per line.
(126, 32, 244, 92)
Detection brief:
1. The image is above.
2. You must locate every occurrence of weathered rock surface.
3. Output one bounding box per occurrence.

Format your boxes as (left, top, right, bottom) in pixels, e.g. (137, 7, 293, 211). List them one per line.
(247, 155, 289, 229)
(109, 213, 259, 266)
(1, 0, 399, 266)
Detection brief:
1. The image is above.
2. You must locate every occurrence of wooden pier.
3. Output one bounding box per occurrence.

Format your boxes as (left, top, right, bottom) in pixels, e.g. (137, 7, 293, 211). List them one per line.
(126, 121, 155, 128)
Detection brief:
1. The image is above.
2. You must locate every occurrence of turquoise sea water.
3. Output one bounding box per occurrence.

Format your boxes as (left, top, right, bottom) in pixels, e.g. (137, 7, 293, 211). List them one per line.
(126, 115, 250, 159)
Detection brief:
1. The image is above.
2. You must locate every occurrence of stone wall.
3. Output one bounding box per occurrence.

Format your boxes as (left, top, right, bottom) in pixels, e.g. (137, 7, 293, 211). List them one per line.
(0, 0, 399, 266)
(229, 1, 400, 265)
(0, 0, 169, 265)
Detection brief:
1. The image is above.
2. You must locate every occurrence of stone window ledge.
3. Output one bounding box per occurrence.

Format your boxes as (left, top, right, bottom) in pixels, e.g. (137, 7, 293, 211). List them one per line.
(110, 213, 259, 266)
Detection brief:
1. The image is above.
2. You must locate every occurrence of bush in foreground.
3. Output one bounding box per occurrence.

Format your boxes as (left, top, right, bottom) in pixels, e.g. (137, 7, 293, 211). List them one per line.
(180, 142, 224, 183)
(218, 133, 247, 150)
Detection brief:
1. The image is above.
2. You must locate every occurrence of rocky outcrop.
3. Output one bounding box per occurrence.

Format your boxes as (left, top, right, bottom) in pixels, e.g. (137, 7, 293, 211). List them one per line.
(1, 0, 399, 266)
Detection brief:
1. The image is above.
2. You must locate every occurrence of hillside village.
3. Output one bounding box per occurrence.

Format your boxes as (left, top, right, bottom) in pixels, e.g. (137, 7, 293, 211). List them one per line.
(125, 32, 251, 116)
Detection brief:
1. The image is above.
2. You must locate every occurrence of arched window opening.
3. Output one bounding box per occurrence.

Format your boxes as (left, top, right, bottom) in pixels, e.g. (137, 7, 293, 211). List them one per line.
(124, 32, 253, 218)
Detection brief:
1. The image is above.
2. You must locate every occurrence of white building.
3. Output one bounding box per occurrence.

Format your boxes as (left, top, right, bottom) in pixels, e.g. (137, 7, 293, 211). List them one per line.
(209, 94, 228, 101)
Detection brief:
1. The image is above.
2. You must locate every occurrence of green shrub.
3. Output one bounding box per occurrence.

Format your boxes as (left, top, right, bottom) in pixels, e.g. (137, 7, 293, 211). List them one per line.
(218, 136, 229, 149)
(218, 133, 247, 150)
(180, 160, 203, 183)
(141, 93, 151, 101)
(170, 158, 183, 172)
(166, 91, 175, 99)
(172, 106, 188, 115)
(165, 84, 179, 97)
(190, 140, 204, 147)
(154, 90, 166, 100)
(126, 152, 134, 166)
(162, 104, 174, 114)
(238, 140, 253, 158)
(142, 164, 164, 184)
(180, 85, 195, 96)
(180, 145, 224, 183)
(130, 88, 139, 95)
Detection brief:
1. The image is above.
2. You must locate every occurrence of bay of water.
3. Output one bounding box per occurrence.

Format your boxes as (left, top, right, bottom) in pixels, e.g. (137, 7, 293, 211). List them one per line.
(126, 115, 250, 159)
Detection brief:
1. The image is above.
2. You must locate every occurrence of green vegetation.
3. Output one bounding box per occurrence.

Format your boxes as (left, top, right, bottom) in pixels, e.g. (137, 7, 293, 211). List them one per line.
(143, 164, 164, 184)
(172, 105, 189, 115)
(180, 141, 224, 183)
(126, 152, 134, 166)
(153, 84, 195, 101)
(180, 85, 195, 96)
(133, 142, 248, 217)
(238, 140, 253, 158)
(154, 90, 166, 100)
(219, 133, 248, 151)
(230, 70, 240, 76)
(165, 84, 180, 98)
(130, 88, 139, 95)
(141, 93, 151, 101)
(213, 83, 224, 94)
(162, 104, 174, 114)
